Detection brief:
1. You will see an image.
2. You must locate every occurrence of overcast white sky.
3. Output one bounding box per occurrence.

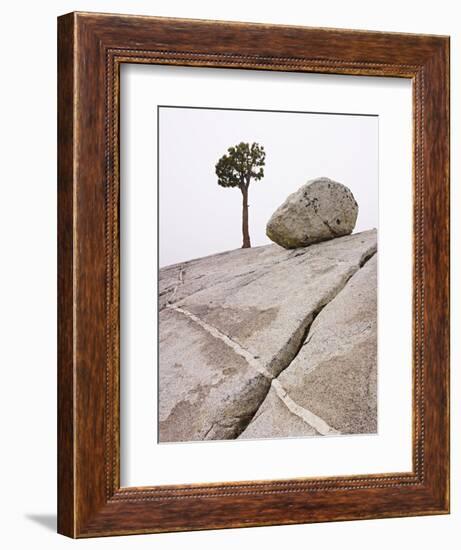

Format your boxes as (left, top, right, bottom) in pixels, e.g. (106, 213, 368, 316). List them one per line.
(159, 107, 378, 267)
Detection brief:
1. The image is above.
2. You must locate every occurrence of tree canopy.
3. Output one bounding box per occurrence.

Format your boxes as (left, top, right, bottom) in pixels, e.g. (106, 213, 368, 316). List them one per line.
(215, 142, 265, 189)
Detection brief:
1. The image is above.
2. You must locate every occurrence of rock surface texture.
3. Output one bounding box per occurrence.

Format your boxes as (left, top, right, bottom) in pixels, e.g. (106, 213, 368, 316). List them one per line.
(159, 229, 377, 442)
(266, 177, 359, 249)
(239, 253, 377, 439)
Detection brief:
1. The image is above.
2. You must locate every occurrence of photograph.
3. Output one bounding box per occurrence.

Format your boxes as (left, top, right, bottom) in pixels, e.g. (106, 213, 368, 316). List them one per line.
(158, 106, 379, 443)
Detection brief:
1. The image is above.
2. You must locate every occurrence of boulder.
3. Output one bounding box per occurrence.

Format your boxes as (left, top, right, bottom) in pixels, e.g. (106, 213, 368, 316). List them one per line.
(159, 229, 376, 442)
(266, 177, 358, 249)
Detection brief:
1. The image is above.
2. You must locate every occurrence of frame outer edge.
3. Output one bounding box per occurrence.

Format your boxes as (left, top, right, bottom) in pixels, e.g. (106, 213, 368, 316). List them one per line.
(425, 37, 450, 512)
(57, 12, 77, 538)
(446, 36, 451, 513)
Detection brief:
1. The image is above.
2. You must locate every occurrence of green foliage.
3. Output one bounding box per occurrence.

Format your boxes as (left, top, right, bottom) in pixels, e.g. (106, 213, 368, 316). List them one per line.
(215, 142, 266, 189)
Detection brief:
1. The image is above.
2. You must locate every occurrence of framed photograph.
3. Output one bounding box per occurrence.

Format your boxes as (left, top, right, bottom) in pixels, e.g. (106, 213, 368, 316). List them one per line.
(57, 12, 450, 537)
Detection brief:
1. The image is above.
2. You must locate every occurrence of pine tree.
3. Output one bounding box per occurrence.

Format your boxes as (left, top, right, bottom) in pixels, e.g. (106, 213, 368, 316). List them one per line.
(215, 142, 266, 248)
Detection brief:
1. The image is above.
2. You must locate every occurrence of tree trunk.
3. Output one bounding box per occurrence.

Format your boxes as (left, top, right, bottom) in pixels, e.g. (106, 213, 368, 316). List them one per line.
(241, 187, 251, 248)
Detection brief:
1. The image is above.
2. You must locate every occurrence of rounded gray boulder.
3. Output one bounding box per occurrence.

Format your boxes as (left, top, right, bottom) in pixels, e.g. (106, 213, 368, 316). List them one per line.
(266, 177, 358, 249)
